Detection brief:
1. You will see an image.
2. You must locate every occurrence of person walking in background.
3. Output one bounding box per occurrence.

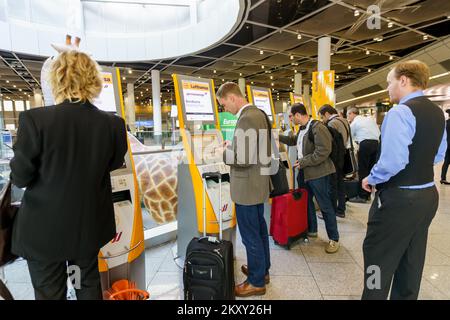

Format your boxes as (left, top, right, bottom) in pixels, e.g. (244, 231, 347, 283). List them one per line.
(10, 51, 128, 300)
(346, 107, 380, 203)
(361, 60, 447, 300)
(279, 104, 340, 254)
(440, 109, 450, 185)
(318, 104, 350, 218)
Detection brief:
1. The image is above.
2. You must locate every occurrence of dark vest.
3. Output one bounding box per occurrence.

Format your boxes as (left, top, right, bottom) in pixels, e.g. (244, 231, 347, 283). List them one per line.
(376, 96, 445, 190)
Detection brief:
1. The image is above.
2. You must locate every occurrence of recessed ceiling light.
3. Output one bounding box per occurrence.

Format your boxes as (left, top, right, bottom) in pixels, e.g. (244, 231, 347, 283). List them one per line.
(348, 65, 352, 69)
(390, 56, 394, 60)
(271, 83, 274, 86)
(146, 88, 149, 91)
(122, 77, 126, 80)
(13, 85, 16, 88)
(366, 50, 370, 55)
(270, 76, 273, 80)
(128, 69, 132, 74)
(297, 34, 302, 40)
(354, 10, 360, 17)
(336, 75, 339, 79)
(239, 73, 242, 76)
(261, 65, 265, 69)
(290, 55, 294, 60)
(251, 81, 254, 84)
(6, 80, 9, 83)
(388, 22, 393, 28)
(213, 70, 216, 74)
(423, 35, 429, 40)
(260, 50, 264, 55)
(161, 80, 164, 83)
(368, 69, 372, 73)
(294, 70, 297, 73)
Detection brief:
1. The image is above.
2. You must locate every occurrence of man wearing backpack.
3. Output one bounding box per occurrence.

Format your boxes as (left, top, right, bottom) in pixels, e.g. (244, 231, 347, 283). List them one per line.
(318, 104, 350, 218)
(279, 104, 340, 253)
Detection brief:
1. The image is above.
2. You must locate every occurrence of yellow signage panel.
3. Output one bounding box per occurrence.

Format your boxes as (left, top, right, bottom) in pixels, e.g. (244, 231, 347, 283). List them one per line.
(311, 70, 335, 119)
(289, 92, 304, 105)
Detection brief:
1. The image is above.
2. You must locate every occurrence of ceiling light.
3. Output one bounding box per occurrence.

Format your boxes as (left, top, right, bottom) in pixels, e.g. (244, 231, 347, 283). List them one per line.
(348, 65, 352, 69)
(330, 52, 334, 56)
(297, 34, 302, 40)
(423, 35, 429, 40)
(271, 83, 274, 86)
(261, 65, 265, 69)
(368, 69, 372, 73)
(19, 88, 22, 91)
(128, 69, 132, 74)
(122, 77, 126, 80)
(290, 55, 294, 60)
(366, 50, 370, 55)
(146, 88, 149, 91)
(388, 22, 393, 28)
(354, 10, 360, 17)
(239, 73, 242, 76)
(222, 79, 225, 82)
(377, 37, 383, 42)
(260, 50, 264, 55)
(213, 70, 216, 74)
(390, 56, 394, 60)
(290, 85, 292, 88)
(336, 75, 339, 79)
(13, 85, 16, 88)
(251, 81, 254, 84)
(291, 78, 294, 82)
(161, 80, 164, 83)
(270, 76, 273, 80)
(294, 70, 297, 73)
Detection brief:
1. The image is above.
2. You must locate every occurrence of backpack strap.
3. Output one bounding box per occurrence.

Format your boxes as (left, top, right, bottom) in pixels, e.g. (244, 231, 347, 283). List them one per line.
(333, 117, 354, 151)
(307, 119, 319, 143)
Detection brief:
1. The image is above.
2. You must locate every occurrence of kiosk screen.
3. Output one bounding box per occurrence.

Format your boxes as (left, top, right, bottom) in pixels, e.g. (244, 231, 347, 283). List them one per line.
(181, 80, 215, 121)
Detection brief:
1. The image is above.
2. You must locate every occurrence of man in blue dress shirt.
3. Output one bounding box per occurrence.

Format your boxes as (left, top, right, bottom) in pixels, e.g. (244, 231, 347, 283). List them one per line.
(361, 60, 447, 300)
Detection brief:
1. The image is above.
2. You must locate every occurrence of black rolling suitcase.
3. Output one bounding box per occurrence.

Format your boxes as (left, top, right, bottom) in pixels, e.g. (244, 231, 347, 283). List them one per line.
(183, 172, 235, 300)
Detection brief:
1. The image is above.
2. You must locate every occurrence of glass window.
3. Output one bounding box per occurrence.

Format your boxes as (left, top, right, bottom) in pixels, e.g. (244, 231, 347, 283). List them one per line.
(15, 101, 25, 111)
(3, 101, 13, 112)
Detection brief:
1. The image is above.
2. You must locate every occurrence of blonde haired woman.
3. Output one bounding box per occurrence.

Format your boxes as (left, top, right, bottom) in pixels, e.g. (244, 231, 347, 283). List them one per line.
(10, 51, 127, 300)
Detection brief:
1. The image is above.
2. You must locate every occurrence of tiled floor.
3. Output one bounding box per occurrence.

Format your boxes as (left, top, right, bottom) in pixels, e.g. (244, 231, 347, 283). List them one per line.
(2, 166, 450, 300)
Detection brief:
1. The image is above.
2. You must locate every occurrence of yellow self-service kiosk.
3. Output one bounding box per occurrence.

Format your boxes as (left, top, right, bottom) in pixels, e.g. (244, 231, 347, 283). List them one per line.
(172, 74, 237, 260)
(95, 67, 146, 292)
(247, 85, 294, 190)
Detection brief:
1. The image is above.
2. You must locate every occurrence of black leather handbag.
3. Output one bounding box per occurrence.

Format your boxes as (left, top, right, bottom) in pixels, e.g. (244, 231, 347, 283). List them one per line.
(0, 181, 19, 267)
(336, 118, 358, 176)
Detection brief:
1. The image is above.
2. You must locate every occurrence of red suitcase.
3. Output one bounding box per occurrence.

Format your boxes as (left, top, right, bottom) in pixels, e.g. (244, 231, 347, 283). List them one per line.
(270, 189, 308, 249)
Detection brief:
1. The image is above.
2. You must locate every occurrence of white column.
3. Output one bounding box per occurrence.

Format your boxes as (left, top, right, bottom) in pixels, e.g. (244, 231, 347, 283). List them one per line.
(238, 77, 246, 97)
(31, 89, 43, 108)
(151, 70, 162, 144)
(318, 37, 331, 71)
(126, 83, 136, 133)
(294, 74, 302, 95)
(303, 85, 311, 114)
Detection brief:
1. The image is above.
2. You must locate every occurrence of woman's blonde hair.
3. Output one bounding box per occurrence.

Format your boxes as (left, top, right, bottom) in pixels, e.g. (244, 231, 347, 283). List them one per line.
(49, 50, 103, 104)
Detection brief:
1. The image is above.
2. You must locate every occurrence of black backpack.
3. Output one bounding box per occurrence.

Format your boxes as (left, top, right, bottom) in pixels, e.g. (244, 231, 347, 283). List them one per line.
(307, 120, 346, 170)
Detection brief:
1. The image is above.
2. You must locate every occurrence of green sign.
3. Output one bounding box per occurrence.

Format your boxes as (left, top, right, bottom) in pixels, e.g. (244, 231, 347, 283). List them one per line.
(219, 112, 237, 141)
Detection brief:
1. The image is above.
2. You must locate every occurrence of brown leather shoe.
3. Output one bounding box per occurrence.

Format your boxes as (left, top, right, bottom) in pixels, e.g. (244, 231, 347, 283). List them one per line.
(235, 281, 266, 297)
(241, 265, 270, 284)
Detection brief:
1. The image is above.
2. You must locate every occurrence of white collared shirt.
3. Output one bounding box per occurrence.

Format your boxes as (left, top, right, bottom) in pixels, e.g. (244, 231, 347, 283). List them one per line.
(235, 103, 252, 119)
(297, 119, 312, 159)
(350, 115, 380, 143)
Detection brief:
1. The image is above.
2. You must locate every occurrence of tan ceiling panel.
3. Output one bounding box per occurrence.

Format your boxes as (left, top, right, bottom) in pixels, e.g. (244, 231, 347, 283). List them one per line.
(334, 20, 403, 41)
(289, 41, 318, 57)
(259, 54, 292, 66)
(253, 32, 308, 51)
(228, 48, 270, 63)
(366, 32, 426, 51)
(297, 61, 316, 70)
(209, 60, 242, 71)
(386, 0, 450, 25)
(341, 0, 418, 10)
(237, 64, 264, 73)
(164, 66, 197, 75)
(352, 55, 391, 66)
(332, 51, 367, 63)
(288, 5, 356, 35)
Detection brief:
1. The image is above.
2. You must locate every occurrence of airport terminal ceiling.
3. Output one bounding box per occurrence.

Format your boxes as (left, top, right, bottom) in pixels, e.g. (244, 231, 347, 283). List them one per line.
(0, 0, 450, 106)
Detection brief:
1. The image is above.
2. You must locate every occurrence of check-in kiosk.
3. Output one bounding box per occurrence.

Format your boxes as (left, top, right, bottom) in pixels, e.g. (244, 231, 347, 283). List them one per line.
(95, 67, 146, 292)
(172, 74, 237, 260)
(247, 85, 294, 190)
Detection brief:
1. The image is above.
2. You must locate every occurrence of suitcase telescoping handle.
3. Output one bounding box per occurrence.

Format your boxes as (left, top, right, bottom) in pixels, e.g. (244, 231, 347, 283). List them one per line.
(202, 172, 223, 241)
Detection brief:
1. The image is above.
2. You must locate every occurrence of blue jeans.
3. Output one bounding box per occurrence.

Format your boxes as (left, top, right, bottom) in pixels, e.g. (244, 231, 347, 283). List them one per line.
(301, 174, 339, 242)
(235, 203, 271, 288)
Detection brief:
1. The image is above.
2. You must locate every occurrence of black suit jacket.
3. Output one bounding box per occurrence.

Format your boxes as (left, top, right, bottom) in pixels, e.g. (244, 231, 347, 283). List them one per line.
(10, 100, 127, 261)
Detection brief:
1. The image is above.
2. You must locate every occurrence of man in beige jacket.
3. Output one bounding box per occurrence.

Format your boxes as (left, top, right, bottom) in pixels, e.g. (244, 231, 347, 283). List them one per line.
(216, 82, 271, 298)
(279, 104, 340, 253)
